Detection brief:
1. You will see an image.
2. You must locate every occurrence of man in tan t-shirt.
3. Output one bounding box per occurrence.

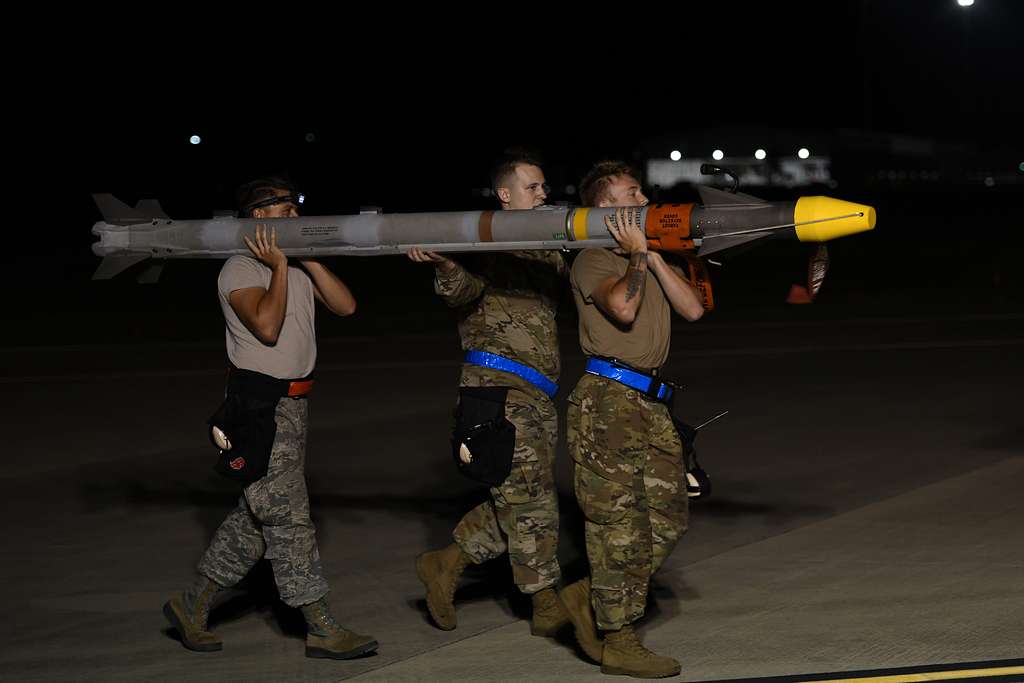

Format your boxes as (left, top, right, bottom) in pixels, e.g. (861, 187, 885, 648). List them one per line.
(561, 161, 704, 679)
(163, 177, 378, 662)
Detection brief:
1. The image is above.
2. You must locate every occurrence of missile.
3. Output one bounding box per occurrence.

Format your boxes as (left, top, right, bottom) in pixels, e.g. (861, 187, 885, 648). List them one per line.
(90, 186, 875, 282)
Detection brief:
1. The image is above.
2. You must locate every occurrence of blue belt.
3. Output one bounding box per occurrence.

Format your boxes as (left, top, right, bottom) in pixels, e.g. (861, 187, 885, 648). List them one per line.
(584, 357, 675, 402)
(464, 350, 559, 398)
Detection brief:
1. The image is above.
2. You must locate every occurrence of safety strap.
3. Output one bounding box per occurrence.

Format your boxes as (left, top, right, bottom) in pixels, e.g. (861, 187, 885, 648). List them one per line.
(463, 350, 558, 398)
(584, 357, 674, 402)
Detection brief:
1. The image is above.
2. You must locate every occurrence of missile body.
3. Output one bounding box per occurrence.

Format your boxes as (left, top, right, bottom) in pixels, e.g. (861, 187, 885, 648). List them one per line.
(91, 187, 875, 280)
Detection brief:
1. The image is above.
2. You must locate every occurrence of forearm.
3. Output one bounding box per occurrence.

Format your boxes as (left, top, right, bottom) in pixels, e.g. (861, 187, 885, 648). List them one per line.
(648, 253, 704, 321)
(602, 252, 648, 324)
(304, 261, 357, 316)
(434, 260, 486, 307)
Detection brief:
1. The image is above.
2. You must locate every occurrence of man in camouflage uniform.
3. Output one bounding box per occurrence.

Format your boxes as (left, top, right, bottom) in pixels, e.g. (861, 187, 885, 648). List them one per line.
(163, 177, 378, 660)
(408, 148, 570, 638)
(563, 161, 705, 678)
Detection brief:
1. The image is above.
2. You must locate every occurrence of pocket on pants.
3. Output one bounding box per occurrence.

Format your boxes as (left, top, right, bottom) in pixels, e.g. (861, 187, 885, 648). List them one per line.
(574, 464, 632, 526)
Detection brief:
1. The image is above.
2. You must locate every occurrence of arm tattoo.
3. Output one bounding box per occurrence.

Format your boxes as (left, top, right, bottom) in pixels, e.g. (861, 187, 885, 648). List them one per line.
(625, 253, 647, 302)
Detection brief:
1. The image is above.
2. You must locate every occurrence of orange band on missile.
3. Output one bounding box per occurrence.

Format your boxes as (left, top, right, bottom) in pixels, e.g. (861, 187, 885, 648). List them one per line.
(479, 211, 495, 242)
(572, 208, 590, 240)
(645, 204, 695, 251)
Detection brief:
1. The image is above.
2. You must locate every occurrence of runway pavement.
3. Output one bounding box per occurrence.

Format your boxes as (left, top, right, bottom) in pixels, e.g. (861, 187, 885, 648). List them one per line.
(1, 312, 1021, 682)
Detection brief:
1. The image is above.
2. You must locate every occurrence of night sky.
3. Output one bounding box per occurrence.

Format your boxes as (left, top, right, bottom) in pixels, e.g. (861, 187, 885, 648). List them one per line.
(16, 0, 1024, 345)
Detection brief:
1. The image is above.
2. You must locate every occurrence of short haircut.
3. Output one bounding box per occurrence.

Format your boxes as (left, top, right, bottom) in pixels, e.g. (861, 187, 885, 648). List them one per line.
(236, 176, 297, 216)
(490, 146, 544, 191)
(578, 160, 640, 206)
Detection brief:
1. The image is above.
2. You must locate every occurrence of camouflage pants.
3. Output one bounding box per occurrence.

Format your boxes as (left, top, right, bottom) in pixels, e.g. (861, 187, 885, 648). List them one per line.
(567, 373, 688, 630)
(453, 387, 561, 594)
(198, 396, 329, 608)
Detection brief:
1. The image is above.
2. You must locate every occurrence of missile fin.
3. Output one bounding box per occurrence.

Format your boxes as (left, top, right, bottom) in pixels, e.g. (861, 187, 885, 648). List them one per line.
(92, 254, 149, 280)
(137, 262, 165, 284)
(134, 199, 171, 220)
(92, 194, 150, 225)
(697, 232, 772, 256)
(697, 186, 768, 207)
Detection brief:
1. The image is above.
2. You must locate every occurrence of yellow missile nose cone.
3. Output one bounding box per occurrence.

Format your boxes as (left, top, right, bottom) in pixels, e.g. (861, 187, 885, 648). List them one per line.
(794, 196, 876, 242)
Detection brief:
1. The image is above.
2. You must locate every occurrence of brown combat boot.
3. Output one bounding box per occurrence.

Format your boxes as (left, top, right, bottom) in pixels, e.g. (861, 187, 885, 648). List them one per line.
(414, 543, 472, 630)
(301, 596, 379, 660)
(162, 575, 223, 652)
(530, 587, 570, 637)
(557, 577, 603, 662)
(601, 624, 681, 678)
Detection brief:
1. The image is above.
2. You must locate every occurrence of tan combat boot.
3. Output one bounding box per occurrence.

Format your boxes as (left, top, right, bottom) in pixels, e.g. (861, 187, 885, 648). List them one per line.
(557, 577, 603, 662)
(162, 575, 223, 652)
(414, 542, 472, 630)
(301, 596, 379, 660)
(530, 587, 570, 637)
(601, 624, 681, 678)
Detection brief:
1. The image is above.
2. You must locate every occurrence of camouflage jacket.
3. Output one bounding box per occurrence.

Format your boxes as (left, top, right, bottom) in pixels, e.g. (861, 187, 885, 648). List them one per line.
(435, 250, 566, 397)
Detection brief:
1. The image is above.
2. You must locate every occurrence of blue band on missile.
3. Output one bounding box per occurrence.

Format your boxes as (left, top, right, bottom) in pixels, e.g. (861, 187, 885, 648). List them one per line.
(464, 350, 558, 398)
(585, 357, 674, 402)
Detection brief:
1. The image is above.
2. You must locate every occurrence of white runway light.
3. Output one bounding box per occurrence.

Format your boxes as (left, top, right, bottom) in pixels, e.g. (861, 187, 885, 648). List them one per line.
(189, 135, 201, 145)
(798, 148, 810, 159)
(755, 149, 767, 160)
(712, 149, 724, 161)
(670, 150, 682, 161)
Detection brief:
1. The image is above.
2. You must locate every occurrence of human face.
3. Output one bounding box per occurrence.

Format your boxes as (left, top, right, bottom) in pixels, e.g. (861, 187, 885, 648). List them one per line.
(499, 163, 548, 210)
(597, 175, 648, 208)
(251, 188, 299, 218)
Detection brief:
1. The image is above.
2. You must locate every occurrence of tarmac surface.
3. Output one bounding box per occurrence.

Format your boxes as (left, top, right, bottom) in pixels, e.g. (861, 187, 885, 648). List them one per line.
(1, 309, 1022, 682)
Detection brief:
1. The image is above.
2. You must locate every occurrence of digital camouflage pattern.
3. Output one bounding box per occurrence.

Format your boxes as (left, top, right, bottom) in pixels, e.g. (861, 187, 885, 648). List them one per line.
(198, 396, 329, 607)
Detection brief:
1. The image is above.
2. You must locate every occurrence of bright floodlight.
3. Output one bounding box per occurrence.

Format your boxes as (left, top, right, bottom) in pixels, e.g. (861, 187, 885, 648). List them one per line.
(712, 149, 724, 161)
(189, 135, 201, 145)
(798, 148, 810, 159)
(957, 0, 974, 7)
(755, 149, 767, 160)
(670, 150, 682, 161)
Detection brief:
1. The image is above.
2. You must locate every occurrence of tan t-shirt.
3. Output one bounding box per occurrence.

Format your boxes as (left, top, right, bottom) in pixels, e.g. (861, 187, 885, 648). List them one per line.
(570, 249, 672, 370)
(217, 256, 316, 379)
